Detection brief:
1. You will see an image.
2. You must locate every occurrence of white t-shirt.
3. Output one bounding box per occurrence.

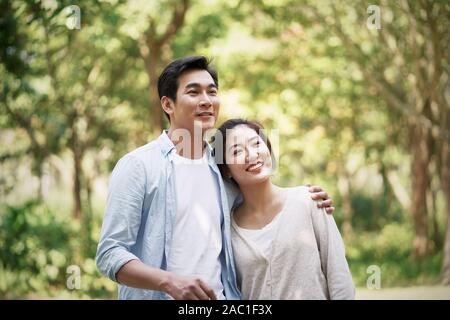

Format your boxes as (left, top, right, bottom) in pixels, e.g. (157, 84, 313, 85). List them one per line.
(232, 212, 282, 258)
(167, 151, 225, 299)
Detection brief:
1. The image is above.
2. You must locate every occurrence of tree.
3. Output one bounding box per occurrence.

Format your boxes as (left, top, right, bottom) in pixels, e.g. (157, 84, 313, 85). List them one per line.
(1, 1, 146, 257)
(285, 0, 449, 277)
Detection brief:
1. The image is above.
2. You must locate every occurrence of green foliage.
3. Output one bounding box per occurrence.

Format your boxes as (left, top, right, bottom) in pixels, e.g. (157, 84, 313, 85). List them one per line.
(347, 223, 443, 287)
(0, 200, 73, 297)
(0, 200, 72, 272)
(1, 0, 448, 298)
(0, 200, 116, 299)
(349, 192, 405, 232)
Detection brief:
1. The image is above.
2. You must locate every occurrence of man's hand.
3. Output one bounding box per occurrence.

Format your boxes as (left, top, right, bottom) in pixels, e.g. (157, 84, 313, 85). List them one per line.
(307, 185, 334, 215)
(161, 273, 217, 300)
(115, 260, 216, 300)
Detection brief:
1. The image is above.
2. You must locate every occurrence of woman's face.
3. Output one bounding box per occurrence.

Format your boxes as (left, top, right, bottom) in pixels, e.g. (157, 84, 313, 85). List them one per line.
(225, 125, 273, 187)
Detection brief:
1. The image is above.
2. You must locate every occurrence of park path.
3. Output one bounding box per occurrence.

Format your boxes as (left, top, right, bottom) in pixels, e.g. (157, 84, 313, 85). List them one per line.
(356, 286, 450, 300)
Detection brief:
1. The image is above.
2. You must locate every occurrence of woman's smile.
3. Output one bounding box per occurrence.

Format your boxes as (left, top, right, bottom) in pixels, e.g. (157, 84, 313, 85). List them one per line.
(246, 161, 264, 173)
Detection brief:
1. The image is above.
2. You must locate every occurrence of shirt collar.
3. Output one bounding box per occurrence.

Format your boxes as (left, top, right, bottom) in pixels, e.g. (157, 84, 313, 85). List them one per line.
(158, 130, 214, 161)
(158, 130, 176, 156)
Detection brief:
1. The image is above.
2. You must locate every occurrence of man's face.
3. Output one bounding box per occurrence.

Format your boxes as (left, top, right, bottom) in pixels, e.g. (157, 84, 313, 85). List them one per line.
(169, 69, 220, 134)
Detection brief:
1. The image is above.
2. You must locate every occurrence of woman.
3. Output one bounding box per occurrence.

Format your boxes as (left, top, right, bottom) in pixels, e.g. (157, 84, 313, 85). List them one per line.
(213, 119, 355, 300)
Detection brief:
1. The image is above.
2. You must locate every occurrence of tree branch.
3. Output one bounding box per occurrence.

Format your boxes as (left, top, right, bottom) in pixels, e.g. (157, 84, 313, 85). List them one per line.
(307, 3, 449, 139)
(157, 0, 190, 47)
(2, 94, 49, 156)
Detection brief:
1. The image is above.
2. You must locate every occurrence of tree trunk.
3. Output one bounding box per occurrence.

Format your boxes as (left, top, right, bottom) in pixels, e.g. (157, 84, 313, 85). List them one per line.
(440, 140, 450, 284)
(35, 160, 44, 201)
(72, 129, 83, 220)
(82, 173, 94, 256)
(410, 123, 432, 260)
(147, 48, 163, 136)
(442, 198, 450, 284)
(338, 170, 353, 239)
(427, 177, 441, 251)
(139, 1, 189, 137)
(387, 170, 411, 210)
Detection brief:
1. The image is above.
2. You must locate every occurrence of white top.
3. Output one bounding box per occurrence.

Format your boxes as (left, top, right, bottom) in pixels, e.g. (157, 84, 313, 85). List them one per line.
(167, 152, 225, 300)
(231, 186, 355, 300)
(232, 212, 283, 258)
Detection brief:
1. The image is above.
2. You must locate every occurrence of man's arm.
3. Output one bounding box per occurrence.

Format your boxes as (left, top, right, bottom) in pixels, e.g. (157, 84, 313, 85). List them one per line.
(308, 185, 335, 214)
(95, 155, 146, 282)
(116, 260, 217, 300)
(95, 155, 215, 300)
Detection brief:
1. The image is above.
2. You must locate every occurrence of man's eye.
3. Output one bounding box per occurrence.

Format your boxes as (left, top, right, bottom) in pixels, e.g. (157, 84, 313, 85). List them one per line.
(188, 91, 197, 95)
(233, 150, 242, 155)
(209, 90, 217, 95)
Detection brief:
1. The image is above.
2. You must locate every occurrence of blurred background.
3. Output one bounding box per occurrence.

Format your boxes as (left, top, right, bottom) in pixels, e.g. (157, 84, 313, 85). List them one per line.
(0, 0, 449, 299)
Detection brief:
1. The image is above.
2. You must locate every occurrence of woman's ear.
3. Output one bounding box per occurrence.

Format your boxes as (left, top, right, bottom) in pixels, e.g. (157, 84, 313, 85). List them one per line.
(161, 96, 174, 117)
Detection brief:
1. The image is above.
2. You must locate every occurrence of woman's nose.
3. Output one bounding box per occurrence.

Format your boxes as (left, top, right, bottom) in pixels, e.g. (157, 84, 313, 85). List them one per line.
(246, 147, 259, 164)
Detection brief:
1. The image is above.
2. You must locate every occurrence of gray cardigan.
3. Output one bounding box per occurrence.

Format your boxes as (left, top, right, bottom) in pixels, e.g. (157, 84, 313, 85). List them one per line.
(231, 186, 355, 300)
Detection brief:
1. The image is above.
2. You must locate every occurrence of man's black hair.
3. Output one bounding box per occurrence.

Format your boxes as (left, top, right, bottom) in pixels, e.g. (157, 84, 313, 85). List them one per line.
(157, 56, 219, 121)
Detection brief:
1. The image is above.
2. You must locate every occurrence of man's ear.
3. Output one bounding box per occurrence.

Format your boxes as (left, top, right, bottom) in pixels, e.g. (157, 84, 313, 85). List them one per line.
(224, 167, 233, 180)
(161, 96, 175, 118)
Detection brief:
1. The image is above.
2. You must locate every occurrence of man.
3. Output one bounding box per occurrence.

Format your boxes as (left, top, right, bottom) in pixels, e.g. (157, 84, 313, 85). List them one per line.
(95, 56, 334, 300)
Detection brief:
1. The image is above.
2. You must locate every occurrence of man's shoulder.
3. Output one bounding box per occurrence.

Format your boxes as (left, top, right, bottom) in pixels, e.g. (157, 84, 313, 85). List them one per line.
(129, 139, 161, 156)
(123, 139, 161, 160)
(116, 139, 165, 171)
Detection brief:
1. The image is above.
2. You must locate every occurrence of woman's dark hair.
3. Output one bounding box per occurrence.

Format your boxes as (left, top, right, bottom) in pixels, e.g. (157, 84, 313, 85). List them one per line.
(212, 119, 275, 180)
(157, 56, 218, 121)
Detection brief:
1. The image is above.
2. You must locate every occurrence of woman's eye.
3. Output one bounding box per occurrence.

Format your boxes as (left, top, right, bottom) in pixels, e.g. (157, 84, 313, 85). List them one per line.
(209, 90, 217, 95)
(188, 91, 197, 95)
(233, 149, 242, 155)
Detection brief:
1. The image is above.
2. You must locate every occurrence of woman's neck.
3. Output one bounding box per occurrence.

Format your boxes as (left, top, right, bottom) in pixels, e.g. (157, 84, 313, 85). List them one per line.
(239, 179, 284, 216)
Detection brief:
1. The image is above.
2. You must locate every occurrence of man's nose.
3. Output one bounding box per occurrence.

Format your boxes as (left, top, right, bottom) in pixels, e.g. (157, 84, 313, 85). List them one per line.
(199, 92, 212, 107)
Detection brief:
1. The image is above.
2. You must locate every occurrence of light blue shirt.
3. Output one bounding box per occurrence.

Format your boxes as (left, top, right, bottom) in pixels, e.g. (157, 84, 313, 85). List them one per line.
(95, 131, 241, 300)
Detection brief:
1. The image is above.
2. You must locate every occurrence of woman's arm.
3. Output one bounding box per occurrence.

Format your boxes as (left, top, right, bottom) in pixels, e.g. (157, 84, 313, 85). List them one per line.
(310, 204, 355, 299)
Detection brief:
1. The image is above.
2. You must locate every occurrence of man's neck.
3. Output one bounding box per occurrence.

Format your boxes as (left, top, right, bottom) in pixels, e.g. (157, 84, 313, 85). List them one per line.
(167, 126, 206, 159)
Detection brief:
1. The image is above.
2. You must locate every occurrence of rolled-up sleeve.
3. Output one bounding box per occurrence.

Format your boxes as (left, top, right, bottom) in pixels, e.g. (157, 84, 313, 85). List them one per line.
(95, 155, 146, 282)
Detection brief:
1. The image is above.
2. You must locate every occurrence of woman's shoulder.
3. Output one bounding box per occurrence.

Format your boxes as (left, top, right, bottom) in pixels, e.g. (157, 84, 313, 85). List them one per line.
(285, 185, 311, 199)
(284, 186, 332, 228)
(283, 185, 315, 210)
